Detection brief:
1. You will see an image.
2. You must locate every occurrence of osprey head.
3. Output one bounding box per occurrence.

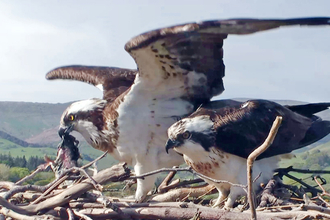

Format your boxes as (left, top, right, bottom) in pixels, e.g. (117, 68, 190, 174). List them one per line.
(165, 115, 216, 154)
(58, 98, 107, 145)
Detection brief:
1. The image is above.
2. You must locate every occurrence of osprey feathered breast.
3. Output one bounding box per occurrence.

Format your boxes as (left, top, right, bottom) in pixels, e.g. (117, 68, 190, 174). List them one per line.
(46, 17, 330, 202)
(166, 100, 330, 208)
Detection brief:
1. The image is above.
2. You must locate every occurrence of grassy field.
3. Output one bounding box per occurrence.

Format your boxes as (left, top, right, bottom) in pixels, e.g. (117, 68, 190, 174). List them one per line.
(278, 141, 330, 191)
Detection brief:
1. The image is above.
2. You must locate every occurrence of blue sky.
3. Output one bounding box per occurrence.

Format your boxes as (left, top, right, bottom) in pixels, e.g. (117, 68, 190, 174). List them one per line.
(1, 0, 329, 103)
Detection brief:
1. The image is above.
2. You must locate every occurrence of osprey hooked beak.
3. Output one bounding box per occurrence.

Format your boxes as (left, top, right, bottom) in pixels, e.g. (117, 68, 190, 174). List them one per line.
(58, 124, 74, 138)
(165, 139, 181, 153)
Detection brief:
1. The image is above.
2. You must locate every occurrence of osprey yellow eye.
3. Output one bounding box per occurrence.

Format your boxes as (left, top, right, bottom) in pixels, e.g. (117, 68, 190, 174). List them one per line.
(182, 131, 191, 139)
(68, 115, 75, 121)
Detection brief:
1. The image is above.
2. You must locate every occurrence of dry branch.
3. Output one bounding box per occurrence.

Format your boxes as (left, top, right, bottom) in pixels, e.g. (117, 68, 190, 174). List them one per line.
(0, 162, 130, 215)
(275, 166, 330, 175)
(158, 167, 177, 193)
(3, 184, 47, 200)
(77, 204, 330, 220)
(152, 184, 215, 202)
(0, 205, 58, 220)
(81, 151, 108, 169)
(247, 116, 282, 220)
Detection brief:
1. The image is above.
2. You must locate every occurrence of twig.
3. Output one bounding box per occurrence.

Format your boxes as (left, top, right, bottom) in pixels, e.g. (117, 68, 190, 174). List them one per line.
(256, 204, 301, 211)
(7, 152, 108, 203)
(81, 151, 108, 169)
(23, 163, 130, 214)
(15, 167, 43, 186)
(69, 166, 103, 191)
(317, 195, 330, 207)
(130, 167, 193, 179)
(157, 167, 177, 193)
(281, 172, 321, 196)
(67, 208, 75, 220)
(31, 165, 103, 205)
(299, 203, 330, 214)
(96, 196, 133, 220)
(0, 205, 56, 220)
(157, 178, 205, 195)
(152, 184, 215, 202)
(247, 116, 282, 220)
(195, 185, 217, 201)
(195, 170, 247, 188)
(72, 210, 93, 220)
(313, 176, 330, 207)
(159, 179, 180, 193)
(77, 204, 330, 220)
(3, 184, 47, 200)
(314, 176, 330, 196)
(30, 174, 69, 204)
(0, 181, 15, 190)
(253, 172, 262, 183)
(275, 166, 330, 175)
(131, 167, 247, 188)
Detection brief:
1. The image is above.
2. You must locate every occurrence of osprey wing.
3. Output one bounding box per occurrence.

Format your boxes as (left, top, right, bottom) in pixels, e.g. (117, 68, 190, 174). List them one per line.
(285, 102, 330, 118)
(125, 17, 330, 104)
(196, 99, 330, 159)
(46, 65, 137, 102)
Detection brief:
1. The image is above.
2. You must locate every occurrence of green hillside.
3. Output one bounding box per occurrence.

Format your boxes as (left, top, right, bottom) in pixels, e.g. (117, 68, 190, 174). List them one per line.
(279, 141, 330, 191)
(0, 101, 69, 140)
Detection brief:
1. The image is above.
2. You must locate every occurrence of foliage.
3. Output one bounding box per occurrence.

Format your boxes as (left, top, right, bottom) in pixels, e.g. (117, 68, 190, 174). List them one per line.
(0, 163, 10, 180)
(9, 167, 30, 182)
(33, 172, 55, 185)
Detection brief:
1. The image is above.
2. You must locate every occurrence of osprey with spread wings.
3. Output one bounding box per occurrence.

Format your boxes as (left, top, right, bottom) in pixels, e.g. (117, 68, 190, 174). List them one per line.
(46, 17, 330, 202)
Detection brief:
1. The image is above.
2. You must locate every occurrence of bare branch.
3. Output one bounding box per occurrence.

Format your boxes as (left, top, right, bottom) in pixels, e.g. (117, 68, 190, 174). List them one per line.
(30, 174, 68, 204)
(131, 166, 247, 188)
(157, 166, 178, 193)
(275, 166, 330, 175)
(23, 162, 130, 214)
(247, 116, 282, 220)
(282, 172, 322, 196)
(314, 176, 329, 196)
(15, 168, 43, 186)
(3, 184, 48, 200)
(130, 167, 193, 179)
(81, 151, 108, 169)
(152, 184, 214, 202)
(67, 208, 75, 220)
(77, 204, 330, 220)
(0, 205, 57, 220)
(72, 210, 93, 220)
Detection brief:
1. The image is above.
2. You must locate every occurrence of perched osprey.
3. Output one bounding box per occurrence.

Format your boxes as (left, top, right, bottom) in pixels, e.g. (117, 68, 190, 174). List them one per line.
(166, 99, 330, 208)
(46, 17, 330, 202)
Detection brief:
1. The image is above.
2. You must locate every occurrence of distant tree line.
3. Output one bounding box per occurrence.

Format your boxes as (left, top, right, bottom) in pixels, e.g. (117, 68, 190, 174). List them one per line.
(0, 153, 46, 170)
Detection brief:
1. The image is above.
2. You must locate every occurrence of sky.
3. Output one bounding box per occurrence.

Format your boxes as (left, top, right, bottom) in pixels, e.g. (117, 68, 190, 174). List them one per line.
(0, 0, 329, 104)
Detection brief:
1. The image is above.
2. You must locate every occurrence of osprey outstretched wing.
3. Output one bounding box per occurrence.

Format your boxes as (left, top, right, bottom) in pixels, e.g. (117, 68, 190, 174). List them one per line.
(46, 66, 137, 102)
(46, 17, 330, 202)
